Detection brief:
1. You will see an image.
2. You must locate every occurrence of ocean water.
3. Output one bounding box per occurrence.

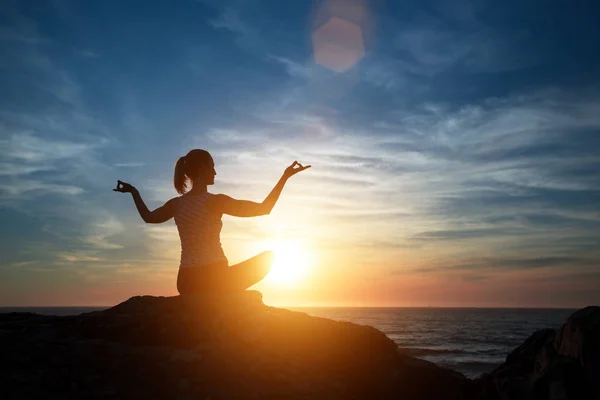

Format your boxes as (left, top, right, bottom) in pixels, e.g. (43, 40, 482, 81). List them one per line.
(0, 307, 107, 316)
(0, 306, 575, 379)
(293, 307, 576, 378)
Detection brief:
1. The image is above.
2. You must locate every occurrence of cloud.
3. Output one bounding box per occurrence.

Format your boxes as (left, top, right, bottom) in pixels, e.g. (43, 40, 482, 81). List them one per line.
(0, 131, 103, 199)
(414, 256, 598, 274)
(114, 162, 145, 168)
(206, 7, 270, 55)
(209, 7, 248, 34)
(0, 180, 85, 198)
(57, 253, 102, 263)
(393, 26, 540, 75)
(84, 216, 125, 250)
(1, 131, 94, 163)
(79, 49, 99, 58)
(358, 2, 552, 97)
(0, 162, 55, 176)
(360, 56, 411, 91)
(413, 227, 523, 241)
(266, 54, 314, 79)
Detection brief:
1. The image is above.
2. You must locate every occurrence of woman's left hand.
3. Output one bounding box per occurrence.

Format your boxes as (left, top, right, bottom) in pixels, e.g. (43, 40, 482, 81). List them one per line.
(113, 180, 137, 194)
(283, 161, 311, 178)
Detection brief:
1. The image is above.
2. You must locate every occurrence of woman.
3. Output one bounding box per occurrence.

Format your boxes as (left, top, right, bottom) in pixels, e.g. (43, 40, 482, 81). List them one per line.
(113, 149, 310, 295)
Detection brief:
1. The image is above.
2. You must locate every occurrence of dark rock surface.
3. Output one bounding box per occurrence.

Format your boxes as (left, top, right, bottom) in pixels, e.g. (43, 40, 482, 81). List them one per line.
(474, 306, 600, 400)
(1, 291, 470, 400)
(1, 292, 597, 400)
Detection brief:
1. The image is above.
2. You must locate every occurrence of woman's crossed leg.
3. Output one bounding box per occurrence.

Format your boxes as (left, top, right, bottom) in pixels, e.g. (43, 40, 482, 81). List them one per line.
(177, 251, 274, 296)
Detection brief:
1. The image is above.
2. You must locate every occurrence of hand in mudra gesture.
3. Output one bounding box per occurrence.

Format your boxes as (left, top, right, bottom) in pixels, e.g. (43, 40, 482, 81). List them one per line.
(283, 161, 311, 178)
(113, 180, 137, 194)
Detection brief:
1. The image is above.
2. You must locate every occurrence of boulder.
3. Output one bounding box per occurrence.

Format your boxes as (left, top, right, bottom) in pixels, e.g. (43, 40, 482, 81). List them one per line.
(474, 306, 600, 400)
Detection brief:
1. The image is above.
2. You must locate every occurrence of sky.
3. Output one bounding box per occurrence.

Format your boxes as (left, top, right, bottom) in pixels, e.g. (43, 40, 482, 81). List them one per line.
(1, 0, 599, 308)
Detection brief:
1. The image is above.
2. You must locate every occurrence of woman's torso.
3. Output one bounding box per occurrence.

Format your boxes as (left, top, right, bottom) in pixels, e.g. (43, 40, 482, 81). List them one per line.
(174, 192, 228, 268)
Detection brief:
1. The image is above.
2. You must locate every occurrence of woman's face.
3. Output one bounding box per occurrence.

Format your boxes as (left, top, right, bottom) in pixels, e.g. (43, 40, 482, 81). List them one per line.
(200, 156, 216, 185)
(208, 157, 216, 185)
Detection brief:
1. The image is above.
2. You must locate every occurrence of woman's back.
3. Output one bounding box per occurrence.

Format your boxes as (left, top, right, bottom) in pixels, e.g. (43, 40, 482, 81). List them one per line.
(174, 193, 228, 267)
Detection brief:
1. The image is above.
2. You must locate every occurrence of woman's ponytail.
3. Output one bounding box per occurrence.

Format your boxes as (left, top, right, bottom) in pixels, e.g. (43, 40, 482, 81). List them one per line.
(174, 149, 212, 194)
(174, 156, 188, 194)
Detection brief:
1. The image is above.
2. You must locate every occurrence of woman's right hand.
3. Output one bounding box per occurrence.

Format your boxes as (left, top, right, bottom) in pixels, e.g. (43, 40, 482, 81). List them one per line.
(113, 180, 137, 194)
(283, 161, 311, 179)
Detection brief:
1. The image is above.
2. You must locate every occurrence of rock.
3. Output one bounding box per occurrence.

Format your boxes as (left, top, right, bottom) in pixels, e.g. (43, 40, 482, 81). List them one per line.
(553, 306, 600, 399)
(554, 307, 600, 392)
(0, 291, 471, 400)
(393, 352, 474, 400)
(2, 293, 596, 400)
(474, 306, 600, 400)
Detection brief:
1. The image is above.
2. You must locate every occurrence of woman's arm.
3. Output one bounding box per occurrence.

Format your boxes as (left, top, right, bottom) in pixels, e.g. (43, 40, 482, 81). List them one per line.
(215, 161, 310, 218)
(114, 180, 176, 224)
(215, 174, 287, 217)
(131, 190, 176, 223)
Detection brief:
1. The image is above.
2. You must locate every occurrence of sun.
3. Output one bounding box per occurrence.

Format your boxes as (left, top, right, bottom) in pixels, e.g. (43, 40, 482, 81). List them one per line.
(264, 239, 312, 285)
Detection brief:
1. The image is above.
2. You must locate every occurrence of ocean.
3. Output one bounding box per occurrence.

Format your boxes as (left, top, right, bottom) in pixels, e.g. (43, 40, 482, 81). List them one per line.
(292, 307, 575, 378)
(0, 306, 575, 379)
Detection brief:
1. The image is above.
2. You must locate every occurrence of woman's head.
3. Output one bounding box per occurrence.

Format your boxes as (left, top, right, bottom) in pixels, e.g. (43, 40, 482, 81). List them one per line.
(173, 149, 215, 194)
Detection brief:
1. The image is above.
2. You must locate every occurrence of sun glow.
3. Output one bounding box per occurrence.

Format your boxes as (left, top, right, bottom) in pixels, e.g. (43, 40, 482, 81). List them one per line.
(264, 239, 312, 285)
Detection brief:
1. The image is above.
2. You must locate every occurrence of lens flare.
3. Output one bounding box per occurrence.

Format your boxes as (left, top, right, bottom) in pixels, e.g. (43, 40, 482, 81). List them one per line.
(311, 0, 368, 72)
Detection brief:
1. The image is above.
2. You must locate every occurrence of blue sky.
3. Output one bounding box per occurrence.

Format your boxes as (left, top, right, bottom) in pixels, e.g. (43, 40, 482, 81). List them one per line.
(1, 0, 599, 307)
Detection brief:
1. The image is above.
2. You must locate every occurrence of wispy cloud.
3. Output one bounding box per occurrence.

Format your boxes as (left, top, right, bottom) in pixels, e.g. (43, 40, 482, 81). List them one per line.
(266, 54, 314, 79)
(359, 4, 549, 97)
(0, 131, 104, 199)
(2, 132, 94, 163)
(57, 253, 102, 263)
(412, 256, 599, 275)
(84, 216, 125, 250)
(393, 26, 540, 75)
(209, 7, 248, 35)
(114, 162, 145, 168)
(79, 49, 100, 58)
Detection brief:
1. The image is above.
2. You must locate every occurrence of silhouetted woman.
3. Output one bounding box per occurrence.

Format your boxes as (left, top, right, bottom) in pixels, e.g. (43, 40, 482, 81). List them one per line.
(113, 149, 310, 295)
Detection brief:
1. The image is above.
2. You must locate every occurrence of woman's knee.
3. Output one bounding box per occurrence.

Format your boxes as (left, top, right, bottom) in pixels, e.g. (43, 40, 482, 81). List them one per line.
(260, 251, 274, 271)
(262, 250, 274, 263)
(245, 251, 273, 279)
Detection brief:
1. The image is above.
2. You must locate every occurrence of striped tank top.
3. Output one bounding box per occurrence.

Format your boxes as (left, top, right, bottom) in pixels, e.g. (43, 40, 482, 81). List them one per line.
(174, 193, 228, 268)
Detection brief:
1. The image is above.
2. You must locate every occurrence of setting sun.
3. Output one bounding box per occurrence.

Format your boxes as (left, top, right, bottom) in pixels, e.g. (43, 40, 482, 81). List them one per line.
(263, 239, 313, 285)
